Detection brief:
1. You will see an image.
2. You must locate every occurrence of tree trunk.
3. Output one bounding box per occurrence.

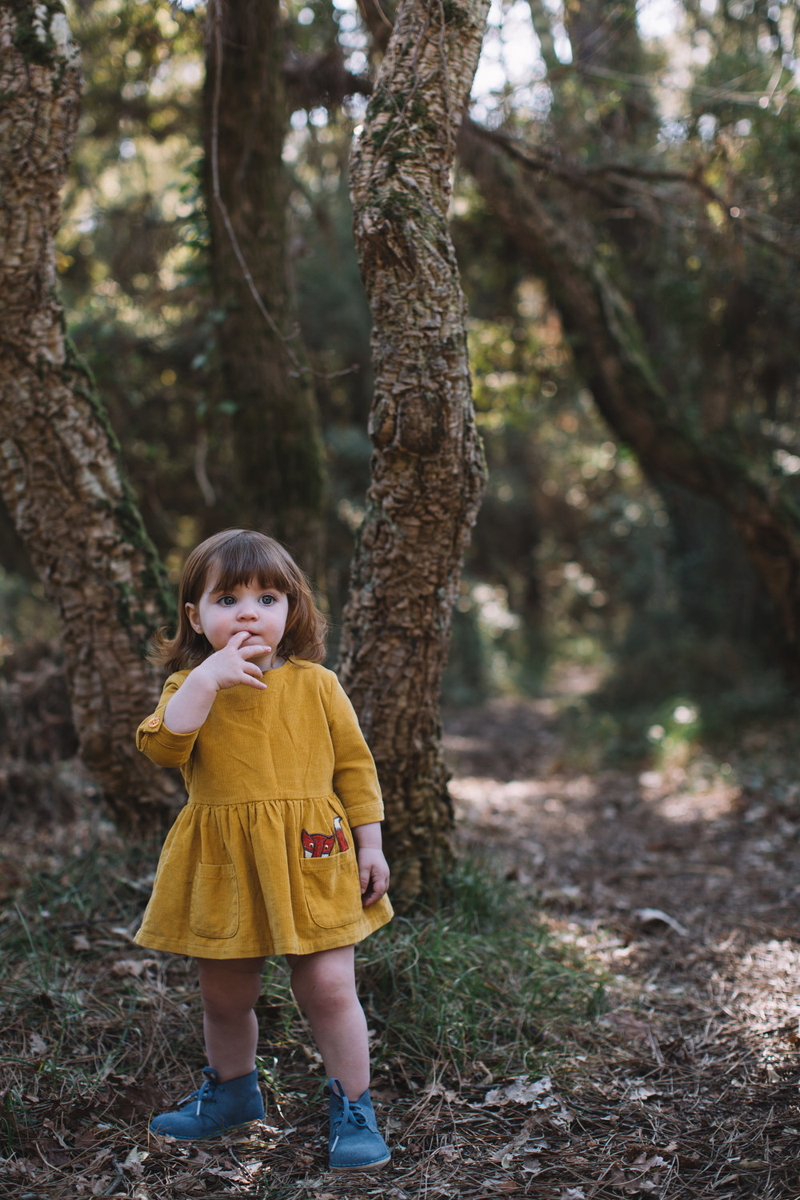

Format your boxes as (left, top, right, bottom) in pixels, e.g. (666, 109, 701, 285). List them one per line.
(204, 0, 325, 576)
(458, 119, 800, 664)
(340, 0, 489, 908)
(0, 0, 179, 829)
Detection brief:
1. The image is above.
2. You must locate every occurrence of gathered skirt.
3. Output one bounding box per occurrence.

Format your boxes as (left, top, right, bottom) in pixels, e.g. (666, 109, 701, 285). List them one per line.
(134, 793, 393, 959)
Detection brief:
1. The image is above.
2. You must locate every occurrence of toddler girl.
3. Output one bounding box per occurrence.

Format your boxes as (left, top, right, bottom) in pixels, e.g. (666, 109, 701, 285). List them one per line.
(134, 529, 393, 1170)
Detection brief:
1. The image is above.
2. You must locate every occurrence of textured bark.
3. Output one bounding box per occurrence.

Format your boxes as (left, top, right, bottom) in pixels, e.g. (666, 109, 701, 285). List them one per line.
(340, 0, 489, 907)
(458, 119, 800, 663)
(0, 1, 179, 828)
(204, 0, 325, 575)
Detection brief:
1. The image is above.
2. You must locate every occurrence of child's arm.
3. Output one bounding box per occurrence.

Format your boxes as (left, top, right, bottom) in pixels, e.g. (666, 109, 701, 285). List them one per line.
(164, 631, 269, 733)
(352, 822, 390, 907)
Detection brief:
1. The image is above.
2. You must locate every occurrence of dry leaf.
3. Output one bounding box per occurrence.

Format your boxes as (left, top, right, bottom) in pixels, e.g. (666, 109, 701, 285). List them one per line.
(111, 958, 157, 978)
(28, 1033, 47, 1056)
(122, 1146, 149, 1177)
(485, 1075, 552, 1105)
(627, 1082, 659, 1101)
(635, 908, 688, 937)
(603, 1010, 652, 1040)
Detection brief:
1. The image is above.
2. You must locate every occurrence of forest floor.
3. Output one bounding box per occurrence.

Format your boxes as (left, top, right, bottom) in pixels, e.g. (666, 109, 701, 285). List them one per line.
(3, 681, 800, 1198)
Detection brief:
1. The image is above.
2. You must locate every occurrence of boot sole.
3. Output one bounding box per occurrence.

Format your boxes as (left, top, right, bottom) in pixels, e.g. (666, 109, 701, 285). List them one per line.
(329, 1154, 391, 1171)
(150, 1116, 263, 1142)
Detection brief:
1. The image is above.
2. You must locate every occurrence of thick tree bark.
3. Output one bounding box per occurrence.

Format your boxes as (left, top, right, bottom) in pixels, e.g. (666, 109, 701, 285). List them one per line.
(458, 119, 800, 662)
(204, 0, 325, 575)
(0, 1, 179, 828)
(340, 0, 489, 907)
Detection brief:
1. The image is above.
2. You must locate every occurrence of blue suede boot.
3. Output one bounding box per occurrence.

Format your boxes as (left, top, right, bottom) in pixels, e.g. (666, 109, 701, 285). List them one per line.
(328, 1077, 390, 1171)
(150, 1067, 264, 1140)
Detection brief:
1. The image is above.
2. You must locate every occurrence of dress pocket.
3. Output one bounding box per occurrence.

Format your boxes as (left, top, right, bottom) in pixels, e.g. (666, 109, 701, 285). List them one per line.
(189, 862, 239, 939)
(301, 849, 362, 929)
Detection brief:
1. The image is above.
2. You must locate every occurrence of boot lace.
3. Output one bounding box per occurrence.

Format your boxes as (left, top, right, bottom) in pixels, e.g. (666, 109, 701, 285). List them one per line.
(330, 1092, 368, 1154)
(175, 1067, 219, 1117)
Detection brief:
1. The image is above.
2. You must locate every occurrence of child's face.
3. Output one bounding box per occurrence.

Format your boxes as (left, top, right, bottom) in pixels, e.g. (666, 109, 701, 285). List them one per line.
(186, 572, 290, 668)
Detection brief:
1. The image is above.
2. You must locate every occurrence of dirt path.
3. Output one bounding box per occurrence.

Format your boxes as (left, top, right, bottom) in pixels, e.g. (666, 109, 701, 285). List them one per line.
(438, 697, 800, 1200)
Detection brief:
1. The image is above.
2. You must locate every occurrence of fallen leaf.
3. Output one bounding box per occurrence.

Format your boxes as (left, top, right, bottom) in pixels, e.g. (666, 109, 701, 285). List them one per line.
(635, 908, 688, 937)
(627, 1083, 659, 1101)
(603, 1010, 652, 1040)
(122, 1146, 149, 1176)
(485, 1075, 552, 1105)
(74, 1129, 99, 1149)
(28, 1033, 47, 1056)
(111, 958, 157, 978)
(435, 1145, 459, 1160)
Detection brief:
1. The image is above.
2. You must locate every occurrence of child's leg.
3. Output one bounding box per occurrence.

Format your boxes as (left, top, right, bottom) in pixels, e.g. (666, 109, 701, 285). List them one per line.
(148, 956, 266, 1139)
(197, 956, 265, 1082)
(286, 945, 369, 1100)
(287, 945, 390, 1170)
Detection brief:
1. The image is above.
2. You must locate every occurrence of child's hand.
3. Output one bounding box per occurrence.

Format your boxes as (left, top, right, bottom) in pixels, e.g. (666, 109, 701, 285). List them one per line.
(165, 628, 272, 729)
(196, 631, 270, 692)
(162, 632, 270, 734)
(357, 848, 390, 907)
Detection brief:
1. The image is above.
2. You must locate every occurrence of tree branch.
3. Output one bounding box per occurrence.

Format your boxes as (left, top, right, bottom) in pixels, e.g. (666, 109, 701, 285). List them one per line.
(458, 117, 800, 658)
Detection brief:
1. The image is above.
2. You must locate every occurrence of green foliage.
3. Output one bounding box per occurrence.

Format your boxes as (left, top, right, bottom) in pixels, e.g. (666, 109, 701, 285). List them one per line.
(441, 0, 800, 709)
(357, 858, 603, 1078)
(11, 0, 69, 69)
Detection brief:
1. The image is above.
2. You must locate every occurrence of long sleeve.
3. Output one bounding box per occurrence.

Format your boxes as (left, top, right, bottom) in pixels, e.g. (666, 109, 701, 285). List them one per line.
(136, 671, 199, 767)
(326, 674, 385, 827)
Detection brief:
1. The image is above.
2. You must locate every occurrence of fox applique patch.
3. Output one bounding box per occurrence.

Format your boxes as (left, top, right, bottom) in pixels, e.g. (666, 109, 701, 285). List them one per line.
(301, 815, 349, 859)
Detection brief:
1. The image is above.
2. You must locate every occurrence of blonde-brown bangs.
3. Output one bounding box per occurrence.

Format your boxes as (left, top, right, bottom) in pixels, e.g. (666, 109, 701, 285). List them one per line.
(209, 537, 300, 598)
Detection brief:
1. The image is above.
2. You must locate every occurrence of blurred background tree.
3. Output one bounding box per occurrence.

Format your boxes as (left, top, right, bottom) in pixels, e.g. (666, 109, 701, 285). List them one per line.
(452, 0, 800, 739)
(2, 0, 799, 822)
(202, 0, 326, 575)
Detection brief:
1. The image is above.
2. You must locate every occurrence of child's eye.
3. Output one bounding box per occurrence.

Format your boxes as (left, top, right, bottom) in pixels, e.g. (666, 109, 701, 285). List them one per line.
(218, 596, 236, 607)
(259, 595, 275, 606)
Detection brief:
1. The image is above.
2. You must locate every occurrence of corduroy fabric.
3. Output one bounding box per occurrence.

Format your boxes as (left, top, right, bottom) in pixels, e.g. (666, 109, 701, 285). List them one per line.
(133, 660, 392, 958)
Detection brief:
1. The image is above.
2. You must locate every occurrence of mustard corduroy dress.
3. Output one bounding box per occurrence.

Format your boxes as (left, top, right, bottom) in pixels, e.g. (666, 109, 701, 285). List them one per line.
(134, 660, 393, 959)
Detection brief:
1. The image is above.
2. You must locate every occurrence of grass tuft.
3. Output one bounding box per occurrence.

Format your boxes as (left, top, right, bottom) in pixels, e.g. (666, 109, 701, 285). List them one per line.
(357, 857, 604, 1081)
(0, 807, 603, 1158)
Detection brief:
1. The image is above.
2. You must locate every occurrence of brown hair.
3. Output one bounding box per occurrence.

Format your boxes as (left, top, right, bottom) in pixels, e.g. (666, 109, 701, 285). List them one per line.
(152, 529, 327, 673)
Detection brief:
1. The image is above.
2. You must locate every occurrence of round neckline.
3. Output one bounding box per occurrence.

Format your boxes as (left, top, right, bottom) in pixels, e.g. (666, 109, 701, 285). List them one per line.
(258, 657, 294, 675)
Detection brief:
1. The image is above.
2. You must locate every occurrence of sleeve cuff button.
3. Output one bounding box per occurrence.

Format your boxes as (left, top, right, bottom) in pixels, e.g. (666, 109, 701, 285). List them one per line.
(147, 717, 160, 728)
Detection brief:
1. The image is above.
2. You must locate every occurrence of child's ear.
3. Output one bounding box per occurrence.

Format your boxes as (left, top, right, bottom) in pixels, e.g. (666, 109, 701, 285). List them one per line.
(185, 602, 203, 635)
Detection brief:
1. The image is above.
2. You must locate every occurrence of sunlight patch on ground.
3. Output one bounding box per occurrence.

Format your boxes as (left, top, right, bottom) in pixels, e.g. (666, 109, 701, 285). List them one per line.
(654, 785, 738, 824)
(450, 774, 598, 844)
(637, 769, 741, 824)
(729, 939, 800, 1077)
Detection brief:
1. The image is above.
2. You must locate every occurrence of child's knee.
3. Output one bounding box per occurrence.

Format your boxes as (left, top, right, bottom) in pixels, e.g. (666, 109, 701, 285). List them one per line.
(198, 960, 262, 1017)
(289, 950, 357, 1013)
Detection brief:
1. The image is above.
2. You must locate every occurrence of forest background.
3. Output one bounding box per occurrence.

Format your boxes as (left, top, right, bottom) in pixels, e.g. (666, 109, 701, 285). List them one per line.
(3, 0, 800, 814)
(3, 0, 800, 1195)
